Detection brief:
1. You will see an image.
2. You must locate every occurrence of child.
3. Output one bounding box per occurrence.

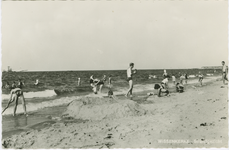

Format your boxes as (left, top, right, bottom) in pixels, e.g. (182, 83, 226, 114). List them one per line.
(154, 83, 170, 97)
(172, 74, 176, 85)
(198, 72, 203, 86)
(180, 74, 185, 84)
(176, 82, 184, 93)
(161, 76, 169, 89)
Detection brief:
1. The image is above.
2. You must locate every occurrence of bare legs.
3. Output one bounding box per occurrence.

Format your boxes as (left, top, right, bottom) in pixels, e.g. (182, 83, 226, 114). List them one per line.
(222, 73, 228, 85)
(99, 84, 104, 93)
(2, 94, 27, 116)
(125, 80, 133, 97)
(20, 94, 27, 116)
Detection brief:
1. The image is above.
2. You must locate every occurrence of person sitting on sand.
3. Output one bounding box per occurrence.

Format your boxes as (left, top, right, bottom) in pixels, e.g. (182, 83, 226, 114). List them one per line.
(198, 72, 204, 86)
(176, 82, 184, 93)
(222, 61, 228, 85)
(125, 63, 137, 98)
(2, 88, 28, 116)
(154, 83, 170, 97)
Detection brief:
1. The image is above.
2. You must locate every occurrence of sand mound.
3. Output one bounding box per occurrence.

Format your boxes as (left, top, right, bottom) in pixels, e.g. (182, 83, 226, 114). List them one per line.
(63, 97, 147, 120)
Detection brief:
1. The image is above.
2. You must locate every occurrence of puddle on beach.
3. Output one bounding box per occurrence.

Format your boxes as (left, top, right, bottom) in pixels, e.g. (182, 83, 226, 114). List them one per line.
(2, 106, 66, 138)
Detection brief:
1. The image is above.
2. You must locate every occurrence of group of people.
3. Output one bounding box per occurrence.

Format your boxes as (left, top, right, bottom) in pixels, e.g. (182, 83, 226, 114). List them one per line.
(89, 75, 112, 95)
(2, 61, 228, 117)
(2, 79, 24, 90)
(124, 61, 228, 98)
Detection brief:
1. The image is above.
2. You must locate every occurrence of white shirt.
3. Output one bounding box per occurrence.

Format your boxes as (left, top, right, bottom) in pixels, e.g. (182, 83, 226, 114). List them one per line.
(162, 78, 168, 84)
(172, 76, 176, 81)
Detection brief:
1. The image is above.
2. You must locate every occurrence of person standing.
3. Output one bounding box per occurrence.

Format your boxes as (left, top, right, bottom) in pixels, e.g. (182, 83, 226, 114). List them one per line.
(163, 70, 167, 78)
(125, 63, 137, 98)
(185, 73, 188, 84)
(108, 75, 112, 88)
(172, 74, 176, 85)
(198, 72, 204, 86)
(77, 77, 81, 86)
(222, 61, 228, 85)
(97, 75, 106, 93)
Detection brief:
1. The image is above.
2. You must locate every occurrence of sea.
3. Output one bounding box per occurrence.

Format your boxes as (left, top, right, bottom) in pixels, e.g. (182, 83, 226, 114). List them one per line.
(1, 68, 220, 138)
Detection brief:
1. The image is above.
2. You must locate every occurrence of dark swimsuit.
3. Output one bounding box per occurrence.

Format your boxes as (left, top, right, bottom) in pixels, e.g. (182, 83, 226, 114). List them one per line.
(127, 77, 132, 82)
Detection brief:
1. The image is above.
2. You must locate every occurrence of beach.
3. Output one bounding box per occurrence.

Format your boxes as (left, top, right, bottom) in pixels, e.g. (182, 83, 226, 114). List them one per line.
(2, 75, 228, 148)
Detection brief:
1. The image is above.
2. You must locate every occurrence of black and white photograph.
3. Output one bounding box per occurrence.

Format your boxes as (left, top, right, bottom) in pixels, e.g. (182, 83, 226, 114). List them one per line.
(1, 0, 228, 149)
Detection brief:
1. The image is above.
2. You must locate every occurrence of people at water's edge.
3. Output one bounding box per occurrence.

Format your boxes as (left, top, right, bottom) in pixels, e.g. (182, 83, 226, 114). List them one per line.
(2, 88, 28, 116)
(125, 63, 137, 98)
(90, 75, 98, 94)
(221, 61, 228, 85)
(96, 75, 106, 93)
(198, 72, 204, 86)
(185, 73, 188, 84)
(18, 79, 24, 89)
(78, 78, 81, 86)
(34, 79, 39, 86)
(108, 75, 112, 88)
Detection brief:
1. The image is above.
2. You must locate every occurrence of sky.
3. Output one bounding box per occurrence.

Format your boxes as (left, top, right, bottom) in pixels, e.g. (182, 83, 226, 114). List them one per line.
(1, 0, 228, 71)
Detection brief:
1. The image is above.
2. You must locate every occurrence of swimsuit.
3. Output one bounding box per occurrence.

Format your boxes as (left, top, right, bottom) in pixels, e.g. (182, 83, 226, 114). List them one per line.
(127, 77, 132, 82)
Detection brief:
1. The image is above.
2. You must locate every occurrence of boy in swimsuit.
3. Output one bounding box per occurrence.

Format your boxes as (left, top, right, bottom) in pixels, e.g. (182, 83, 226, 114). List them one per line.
(2, 88, 28, 116)
(222, 61, 228, 85)
(125, 63, 137, 98)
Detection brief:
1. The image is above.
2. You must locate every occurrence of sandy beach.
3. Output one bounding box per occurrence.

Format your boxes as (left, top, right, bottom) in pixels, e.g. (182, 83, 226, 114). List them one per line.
(2, 76, 228, 149)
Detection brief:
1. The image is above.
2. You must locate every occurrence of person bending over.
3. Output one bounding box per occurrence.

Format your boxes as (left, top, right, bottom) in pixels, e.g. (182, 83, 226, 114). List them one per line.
(154, 84, 170, 97)
(2, 88, 28, 116)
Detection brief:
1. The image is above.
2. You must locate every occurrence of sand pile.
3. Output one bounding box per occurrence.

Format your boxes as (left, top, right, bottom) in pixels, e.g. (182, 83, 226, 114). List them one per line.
(63, 97, 147, 121)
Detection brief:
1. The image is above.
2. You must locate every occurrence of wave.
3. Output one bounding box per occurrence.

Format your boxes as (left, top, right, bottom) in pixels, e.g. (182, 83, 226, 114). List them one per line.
(2, 96, 79, 116)
(1, 90, 56, 101)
